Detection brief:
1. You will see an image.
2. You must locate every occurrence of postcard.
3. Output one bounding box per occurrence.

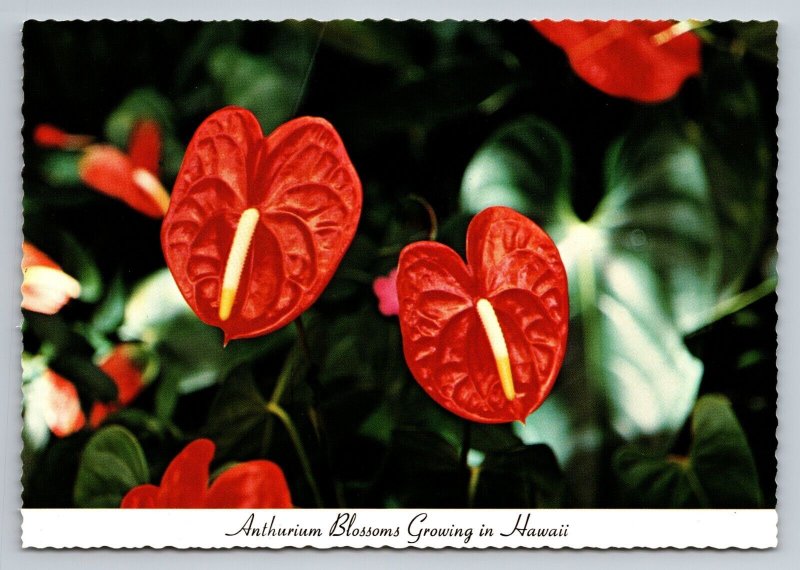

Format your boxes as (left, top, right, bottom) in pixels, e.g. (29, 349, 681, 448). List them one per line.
(19, 19, 778, 548)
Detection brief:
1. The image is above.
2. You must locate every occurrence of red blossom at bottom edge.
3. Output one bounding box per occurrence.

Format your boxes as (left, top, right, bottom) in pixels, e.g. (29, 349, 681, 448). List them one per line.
(121, 439, 293, 508)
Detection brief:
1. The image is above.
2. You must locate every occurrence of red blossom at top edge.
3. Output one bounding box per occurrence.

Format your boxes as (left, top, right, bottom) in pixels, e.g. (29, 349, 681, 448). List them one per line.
(532, 20, 702, 103)
(396, 207, 569, 423)
(120, 439, 293, 508)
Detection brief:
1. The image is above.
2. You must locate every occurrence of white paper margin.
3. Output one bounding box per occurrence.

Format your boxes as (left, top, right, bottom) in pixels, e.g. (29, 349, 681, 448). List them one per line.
(21, 508, 777, 549)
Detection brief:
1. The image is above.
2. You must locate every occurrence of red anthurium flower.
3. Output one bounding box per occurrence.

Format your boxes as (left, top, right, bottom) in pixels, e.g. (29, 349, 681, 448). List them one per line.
(21, 242, 81, 315)
(121, 439, 293, 508)
(89, 344, 146, 428)
(33, 123, 93, 150)
(373, 268, 400, 317)
(79, 120, 170, 218)
(532, 20, 702, 103)
(161, 106, 362, 343)
(397, 207, 569, 423)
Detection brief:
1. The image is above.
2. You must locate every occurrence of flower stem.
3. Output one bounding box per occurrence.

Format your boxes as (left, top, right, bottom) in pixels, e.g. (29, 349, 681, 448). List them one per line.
(705, 277, 777, 327)
(293, 317, 345, 507)
(292, 23, 327, 116)
(467, 466, 482, 508)
(294, 317, 313, 363)
(266, 400, 323, 507)
(460, 420, 472, 471)
(408, 194, 438, 241)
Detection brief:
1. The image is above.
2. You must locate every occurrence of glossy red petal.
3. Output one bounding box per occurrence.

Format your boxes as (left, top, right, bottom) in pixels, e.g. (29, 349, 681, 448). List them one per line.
(155, 439, 215, 508)
(533, 20, 701, 102)
(128, 120, 162, 175)
(206, 461, 293, 508)
(466, 207, 569, 311)
(22, 242, 60, 271)
(99, 344, 145, 406)
(163, 108, 362, 342)
(397, 242, 486, 419)
(120, 484, 160, 508)
(397, 207, 568, 423)
(171, 106, 262, 203)
(79, 145, 166, 218)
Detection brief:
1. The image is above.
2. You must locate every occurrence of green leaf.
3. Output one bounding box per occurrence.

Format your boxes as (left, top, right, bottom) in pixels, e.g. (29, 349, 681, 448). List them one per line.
(728, 21, 778, 64)
(103, 88, 184, 179)
(476, 444, 565, 508)
(690, 395, 763, 507)
(56, 231, 103, 303)
(74, 425, 149, 508)
(695, 56, 773, 295)
(460, 115, 572, 228)
(23, 312, 118, 402)
(104, 88, 174, 148)
(318, 20, 419, 68)
(346, 61, 517, 132)
(119, 268, 190, 344)
(41, 151, 81, 187)
(384, 429, 468, 507)
(203, 368, 271, 461)
(90, 273, 126, 334)
(51, 353, 118, 403)
(614, 395, 762, 508)
(613, 451, 697, 507)
(207, 35, 314, 135)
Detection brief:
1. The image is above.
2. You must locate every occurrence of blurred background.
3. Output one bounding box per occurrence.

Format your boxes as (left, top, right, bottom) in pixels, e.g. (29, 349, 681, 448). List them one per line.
(21, 20, 777, 508)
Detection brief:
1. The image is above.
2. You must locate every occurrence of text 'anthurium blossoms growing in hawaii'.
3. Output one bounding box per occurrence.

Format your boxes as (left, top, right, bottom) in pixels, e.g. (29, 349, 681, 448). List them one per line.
(121, 439, 292, 508)
(79, 119, 170, 218)
(161, 106, 362, 343)
(532, 20, 702, 102)
(397, 206, 569, 423)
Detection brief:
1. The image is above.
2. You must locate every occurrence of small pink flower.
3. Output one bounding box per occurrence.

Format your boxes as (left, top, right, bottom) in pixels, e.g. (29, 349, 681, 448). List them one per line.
(373, 268, 399, 317)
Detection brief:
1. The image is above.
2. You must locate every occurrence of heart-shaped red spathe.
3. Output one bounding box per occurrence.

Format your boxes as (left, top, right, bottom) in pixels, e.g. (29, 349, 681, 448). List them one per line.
(532, 20, 701, 103)
(161, 107, 362, 342)
(397, 206, 569, 423)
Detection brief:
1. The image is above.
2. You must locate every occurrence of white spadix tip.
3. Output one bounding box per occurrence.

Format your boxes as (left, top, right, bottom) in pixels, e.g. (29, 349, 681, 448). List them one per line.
(651, 19, 701, 46)
(219, 208, 260, 322)
(476, 298, 515, 401)
(132, 168, 170, 215)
